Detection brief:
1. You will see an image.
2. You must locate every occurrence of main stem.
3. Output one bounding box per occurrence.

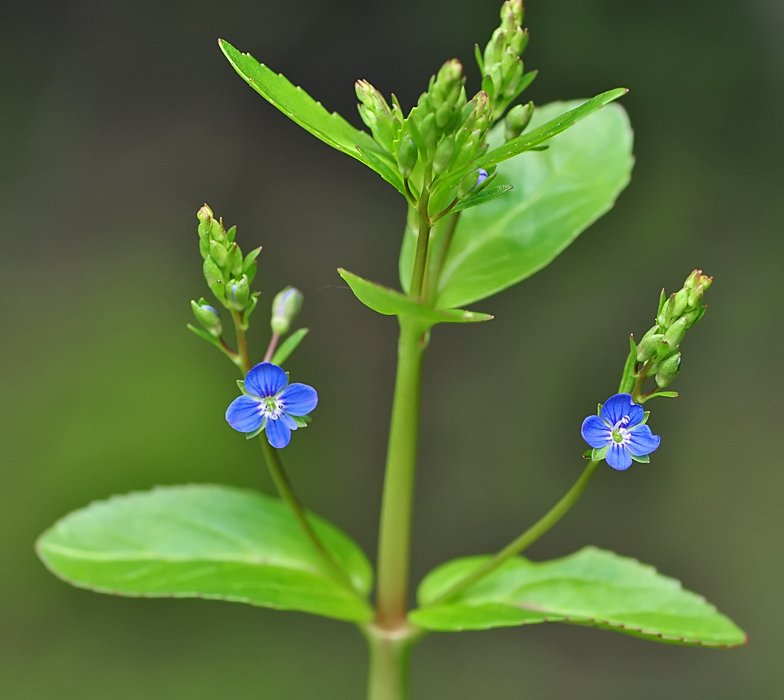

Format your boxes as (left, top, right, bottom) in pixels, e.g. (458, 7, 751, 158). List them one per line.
(374, 316, 428, 629)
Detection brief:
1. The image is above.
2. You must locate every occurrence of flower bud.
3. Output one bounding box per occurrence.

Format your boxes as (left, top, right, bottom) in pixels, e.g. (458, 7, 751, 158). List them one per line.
(457, 168, 490, 199)
(663, 288, 688, 326)
(271, 286, 304, 335)
(655, 352, 681, 388)
(197, 204, 213, 228)
(397, 138, 418, 177)
(505, 101, 534, 141)
(663, 316, 688, 350)
(209, 239, 229, 269)
(420, 113, 437, 152)
(191, 300, 222, 337)
(636, 333, 664, 362)
(432, 135, 456, 174)
(227, 275, 250, 310)
(203, 255, 223, 288)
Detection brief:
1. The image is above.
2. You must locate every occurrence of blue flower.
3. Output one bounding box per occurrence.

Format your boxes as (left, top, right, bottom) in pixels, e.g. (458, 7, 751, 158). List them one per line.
(581, 393, 661, 470)
(225, 362, 318, 449)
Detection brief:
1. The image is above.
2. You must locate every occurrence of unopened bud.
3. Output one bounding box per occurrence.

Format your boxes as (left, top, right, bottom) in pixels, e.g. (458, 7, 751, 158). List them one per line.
(203, 255, 223, 288)
(457, 168, 490, 199)
(655, 352, 681, 388)
(663, 316, 688, 349)
(397, 138, 418, 177)
(271, 286, 304, 335)
(197, 204, 213, 227)
(636, 333, 664, 362)
(226, 275, 250, 310)
(505, 101, 534, 141)
(209, 239, 229, 269)
(432, 135, 456, 174)
(191, 300, 222, 337)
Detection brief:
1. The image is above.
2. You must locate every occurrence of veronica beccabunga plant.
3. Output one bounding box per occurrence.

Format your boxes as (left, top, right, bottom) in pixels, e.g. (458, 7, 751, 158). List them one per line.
(34, 2, 746, 698)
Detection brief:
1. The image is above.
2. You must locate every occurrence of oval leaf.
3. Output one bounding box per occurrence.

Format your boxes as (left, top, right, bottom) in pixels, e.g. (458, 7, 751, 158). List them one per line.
(339, 268, 492, 325)
(36, 485, 374, 622)
(422, 101, 633, 309)
(410, 547, 747, 647)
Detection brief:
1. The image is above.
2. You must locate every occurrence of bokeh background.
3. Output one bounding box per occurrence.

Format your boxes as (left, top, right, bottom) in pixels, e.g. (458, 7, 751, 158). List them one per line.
(2, 0, 783, 697)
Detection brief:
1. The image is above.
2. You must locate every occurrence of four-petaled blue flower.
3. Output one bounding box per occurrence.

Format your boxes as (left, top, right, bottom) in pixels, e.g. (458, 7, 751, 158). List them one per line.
(225, 362, 318, 449)
(581, 393, 661, 470)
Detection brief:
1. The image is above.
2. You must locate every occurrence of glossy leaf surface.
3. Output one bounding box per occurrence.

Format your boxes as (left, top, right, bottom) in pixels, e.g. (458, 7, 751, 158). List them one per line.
(339, 268, 492, 325)
(410, 547, 747, 647)
(219, 41, 401, 191)
(37, 485, 374, 622)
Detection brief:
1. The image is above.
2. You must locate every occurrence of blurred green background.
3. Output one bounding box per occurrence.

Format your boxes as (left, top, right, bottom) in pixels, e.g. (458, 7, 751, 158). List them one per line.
(2, 0, 782, 697)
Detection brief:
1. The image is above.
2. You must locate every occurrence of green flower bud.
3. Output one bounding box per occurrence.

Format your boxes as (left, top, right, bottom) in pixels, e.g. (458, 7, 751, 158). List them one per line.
(355, 80, 399, 153)
(197, 204, 213, 228)
(397, 138, 418, 177)
(421, 113, 437, 152)
(203, 255, 223, 288)
(191, 300, 222, 337)
(209, 239, 229, 269)
(226, 243, 243, 277)
(664, 288, 689, 326)
(636, 333, 664, 362)
(655, 352, 681, 388)
(663, 316, 688, 349)
(271, 286, 304, 335)
(457, 168, 491, 199)
(226, 275, 250, 311)
(432, 135, 456, 174)
(505, 101, 534, 141)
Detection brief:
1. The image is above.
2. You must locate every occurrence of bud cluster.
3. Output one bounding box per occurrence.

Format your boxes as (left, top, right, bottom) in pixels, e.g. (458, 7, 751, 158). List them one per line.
(196, 204, 261, 327)
(479, 0, 535, 116)
(356, 59, 496, 193)
(636, 270, 712, 388)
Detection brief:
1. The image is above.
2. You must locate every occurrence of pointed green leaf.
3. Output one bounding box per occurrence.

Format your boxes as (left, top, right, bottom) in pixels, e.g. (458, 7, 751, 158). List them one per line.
(219, 40, 398, 188)
(271, 328, 309, 366)
(36, 485, 374, 622)
(449, 185, 514, 215)
(355, 146, 408, 199)
(403, 100, 633, 308)
(338, 268, 493, 325)
(434, 89, 627, 197)
(410, 547, 746, 647)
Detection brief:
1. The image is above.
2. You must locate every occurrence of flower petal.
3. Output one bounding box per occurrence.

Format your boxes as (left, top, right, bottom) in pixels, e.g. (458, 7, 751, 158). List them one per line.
(626, 424, 661, 456)
(625, 402, 645, 428)
(278, 383, 318, 416)
(581, 415, 612, 449)
(606, 442, 633, 470)
(244, 362, 288, 398)
(600, 393, 635, 426)
(225, 396, 264, 433)
(265, 416, 292, 448)
(281, 413, 299, 431)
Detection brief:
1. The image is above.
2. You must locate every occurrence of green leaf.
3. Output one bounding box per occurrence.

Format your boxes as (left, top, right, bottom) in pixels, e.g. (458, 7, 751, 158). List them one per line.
(403, 100, 633, 308)
(36, 485, 374, 622)
(591, 445, 609, 461)
(449, 185, 514, 215)
(410, 547, 747, 647)
(271, 328, 309, 366)
(433, 89, 627, 198)
(338, 268, 493, 326)
(219, 40, 398, 189)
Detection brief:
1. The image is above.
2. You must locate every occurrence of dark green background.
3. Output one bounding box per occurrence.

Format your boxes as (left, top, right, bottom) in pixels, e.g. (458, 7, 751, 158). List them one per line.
(2, 0, 782, 697)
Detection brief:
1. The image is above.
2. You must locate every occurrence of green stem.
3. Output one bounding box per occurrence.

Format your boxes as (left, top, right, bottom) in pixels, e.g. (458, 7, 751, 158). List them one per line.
(362, 623, 424, 700)
(425, 459, 601, 607)
(374, 315, 428, 629)
(231, 310, 251, 373)
(408, 171, 433, 298)
(423, 211, 460, 305)
(258, 437, 366, 600)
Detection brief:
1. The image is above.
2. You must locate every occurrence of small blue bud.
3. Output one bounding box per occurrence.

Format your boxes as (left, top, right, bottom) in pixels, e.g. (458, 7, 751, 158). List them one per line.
(271, 286, 304, 335)
(191, 300, 222, 337)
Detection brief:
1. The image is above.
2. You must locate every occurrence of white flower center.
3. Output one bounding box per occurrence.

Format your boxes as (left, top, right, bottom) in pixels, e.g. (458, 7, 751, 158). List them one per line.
(260, 396, 284, 420)
(611, 416, 631, 445)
